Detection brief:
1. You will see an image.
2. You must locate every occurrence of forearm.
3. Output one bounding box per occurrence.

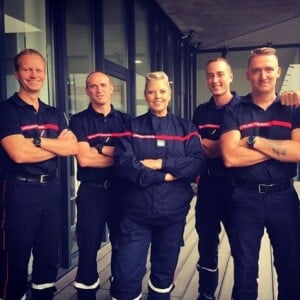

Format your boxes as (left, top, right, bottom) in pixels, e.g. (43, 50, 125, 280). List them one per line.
(40, 136, 77, 156)
(202, 138, 221, 157)
(253, 136, 300, 162)
(76, 147, 114, 167)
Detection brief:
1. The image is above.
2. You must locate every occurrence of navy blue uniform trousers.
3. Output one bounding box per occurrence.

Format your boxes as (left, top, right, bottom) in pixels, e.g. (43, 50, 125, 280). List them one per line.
(196, 175, 233, 299)
(110, 216, 186, 300)
(230, 186, 300, 300)
(0, 178, 61, 300)
(75, 182, 120, 297)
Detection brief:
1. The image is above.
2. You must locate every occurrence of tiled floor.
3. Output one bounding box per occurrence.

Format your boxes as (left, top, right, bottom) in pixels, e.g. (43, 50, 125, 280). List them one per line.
(54, 196, 278, 300)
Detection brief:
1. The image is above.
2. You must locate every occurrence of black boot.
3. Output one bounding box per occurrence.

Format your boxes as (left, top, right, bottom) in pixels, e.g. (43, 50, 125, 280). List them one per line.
(77, 288, 97, 300)
(31, 286, 56, 300)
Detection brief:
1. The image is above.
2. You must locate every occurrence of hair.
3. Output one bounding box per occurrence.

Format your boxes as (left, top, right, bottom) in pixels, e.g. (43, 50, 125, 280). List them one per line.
(14, 49, 46, 72)
(144, 71, 170, 90)
(85, 71, 111, 88)
(206, 57, 232, 73)
(248, 47, 277, 66)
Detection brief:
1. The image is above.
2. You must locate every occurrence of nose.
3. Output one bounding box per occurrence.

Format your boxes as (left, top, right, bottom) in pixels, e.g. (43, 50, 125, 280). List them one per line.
(260, 70, 268, 80)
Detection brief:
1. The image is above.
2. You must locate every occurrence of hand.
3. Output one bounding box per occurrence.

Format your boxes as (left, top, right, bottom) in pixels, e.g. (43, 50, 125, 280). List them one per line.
(140, 159, 162, 170)
(58, 129, 77, 141)
(280, 91, 300, 106)
(164, 173, 177, 182)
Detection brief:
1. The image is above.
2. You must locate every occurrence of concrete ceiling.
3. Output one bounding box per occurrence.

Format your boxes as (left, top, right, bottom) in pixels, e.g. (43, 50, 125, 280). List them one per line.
(155, 0, 300, 50)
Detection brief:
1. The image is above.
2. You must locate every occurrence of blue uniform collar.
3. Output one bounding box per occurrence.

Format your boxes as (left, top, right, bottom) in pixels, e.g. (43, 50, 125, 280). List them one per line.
(242, 93, 280, 107)
(10, 92, 47, 112)
(208, 91, 240, 109)
(87, 103, 117, 117)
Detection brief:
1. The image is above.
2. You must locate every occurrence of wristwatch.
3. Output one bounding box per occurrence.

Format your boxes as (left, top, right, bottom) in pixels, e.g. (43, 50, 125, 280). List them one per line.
(95, 143, 104, 155)
(247, 136, 256, 149)
(33, 137, 41, 147)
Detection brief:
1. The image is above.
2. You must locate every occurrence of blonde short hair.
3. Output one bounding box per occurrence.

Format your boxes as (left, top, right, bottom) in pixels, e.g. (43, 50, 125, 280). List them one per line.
(248, 47, 277, 66)
(145, 71, 170, 89)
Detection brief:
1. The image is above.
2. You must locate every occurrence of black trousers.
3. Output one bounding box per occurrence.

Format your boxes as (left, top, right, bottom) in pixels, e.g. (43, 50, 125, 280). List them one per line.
(195, 175, 233, 298)
(74, 182, 121, 298)
(0, 178, 62, 300)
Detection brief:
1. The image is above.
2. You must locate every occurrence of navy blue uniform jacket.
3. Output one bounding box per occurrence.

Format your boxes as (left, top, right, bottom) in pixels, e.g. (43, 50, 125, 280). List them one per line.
(115, 111, 206, 222)
(221, 94, 300, 183)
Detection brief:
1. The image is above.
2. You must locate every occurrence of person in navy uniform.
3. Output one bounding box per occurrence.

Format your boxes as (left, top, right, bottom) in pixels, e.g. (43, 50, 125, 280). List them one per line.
(69, 71, 131, 300)
(110, 71, 206, 300)
(0, 49, 78, 300)
(220, 47, 300, 299)
(192, 57, 239, 300)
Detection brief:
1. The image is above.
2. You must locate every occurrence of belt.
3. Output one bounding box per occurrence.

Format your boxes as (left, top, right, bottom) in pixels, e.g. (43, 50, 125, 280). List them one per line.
(83, 180, 111, 189)
(235, 180, 292, 194)
(7, 172, 57, 183)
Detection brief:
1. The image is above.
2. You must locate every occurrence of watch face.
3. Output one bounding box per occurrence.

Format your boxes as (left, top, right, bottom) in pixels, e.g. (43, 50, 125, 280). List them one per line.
(33, 137, 41, 147)
(247, 136, 256, 148)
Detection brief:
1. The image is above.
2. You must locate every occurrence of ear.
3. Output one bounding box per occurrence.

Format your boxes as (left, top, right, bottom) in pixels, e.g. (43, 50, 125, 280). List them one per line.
(277, 67, 281, 78)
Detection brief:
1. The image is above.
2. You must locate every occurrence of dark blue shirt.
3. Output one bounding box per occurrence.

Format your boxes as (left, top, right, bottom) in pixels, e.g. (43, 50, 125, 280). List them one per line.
(69, 104, 131, 183)
(0, 93, 67, 176)
(192, 92, 240, 173)
(221, 93, 300, 183)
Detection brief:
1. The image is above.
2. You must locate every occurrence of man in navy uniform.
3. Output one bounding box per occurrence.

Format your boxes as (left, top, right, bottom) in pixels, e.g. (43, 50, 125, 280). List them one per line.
(0, 49, 78, 300)
(69, 71, 131, 300)
(192, 57, 239, 300)
(220, 47, 300, 299)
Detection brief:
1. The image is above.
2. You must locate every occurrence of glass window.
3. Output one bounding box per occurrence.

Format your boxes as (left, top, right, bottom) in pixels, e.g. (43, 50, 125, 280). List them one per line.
(110, 77, 127, 112)
(4, 0, 50, 104)
(66, 0, 94, 254)
(135, 2, 150, 116)
(103, 0, 127, 67)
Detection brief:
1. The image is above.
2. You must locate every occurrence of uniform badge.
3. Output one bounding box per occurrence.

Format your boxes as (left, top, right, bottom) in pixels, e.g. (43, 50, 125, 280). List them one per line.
(157, 139, 165, 147)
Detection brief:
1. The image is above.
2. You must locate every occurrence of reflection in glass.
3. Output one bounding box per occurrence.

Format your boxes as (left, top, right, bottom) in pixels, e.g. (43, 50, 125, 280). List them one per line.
(4, 0, 49, 103)
(103, 0, 127, 67)
(135, 2, 150, 116)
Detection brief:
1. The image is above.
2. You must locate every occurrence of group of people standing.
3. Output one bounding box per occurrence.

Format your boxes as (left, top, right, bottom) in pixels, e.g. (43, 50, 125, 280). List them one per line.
(0, 47, 299, 300)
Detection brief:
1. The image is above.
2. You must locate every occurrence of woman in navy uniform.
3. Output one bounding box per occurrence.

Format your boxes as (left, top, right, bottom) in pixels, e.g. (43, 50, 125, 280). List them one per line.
(110, 71, 206, 300)
(0, 49, 77, 300)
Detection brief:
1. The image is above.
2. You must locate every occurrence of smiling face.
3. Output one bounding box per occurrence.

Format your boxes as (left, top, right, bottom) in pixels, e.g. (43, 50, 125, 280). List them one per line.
(144, 77, 171, 117)
(14, 53, 46, 94)
(206, 59, 233, 98)
(246, 53, 281, 96)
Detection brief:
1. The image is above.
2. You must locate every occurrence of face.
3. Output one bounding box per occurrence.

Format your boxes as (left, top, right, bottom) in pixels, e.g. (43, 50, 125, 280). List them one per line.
(246, 54, 281, 95)
(14, 54, 46, 93)
(144, 79, 171, 117)
(206, 60, 233, 97)
(86, 72, 113, 107)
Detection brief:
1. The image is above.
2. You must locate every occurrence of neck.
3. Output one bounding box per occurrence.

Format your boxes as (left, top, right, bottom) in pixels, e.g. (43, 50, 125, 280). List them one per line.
(213, 92, 233, 106)
(92, 102, 111, 116)
(252, 92, 276, 110)
(18, 91, 40, 110)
